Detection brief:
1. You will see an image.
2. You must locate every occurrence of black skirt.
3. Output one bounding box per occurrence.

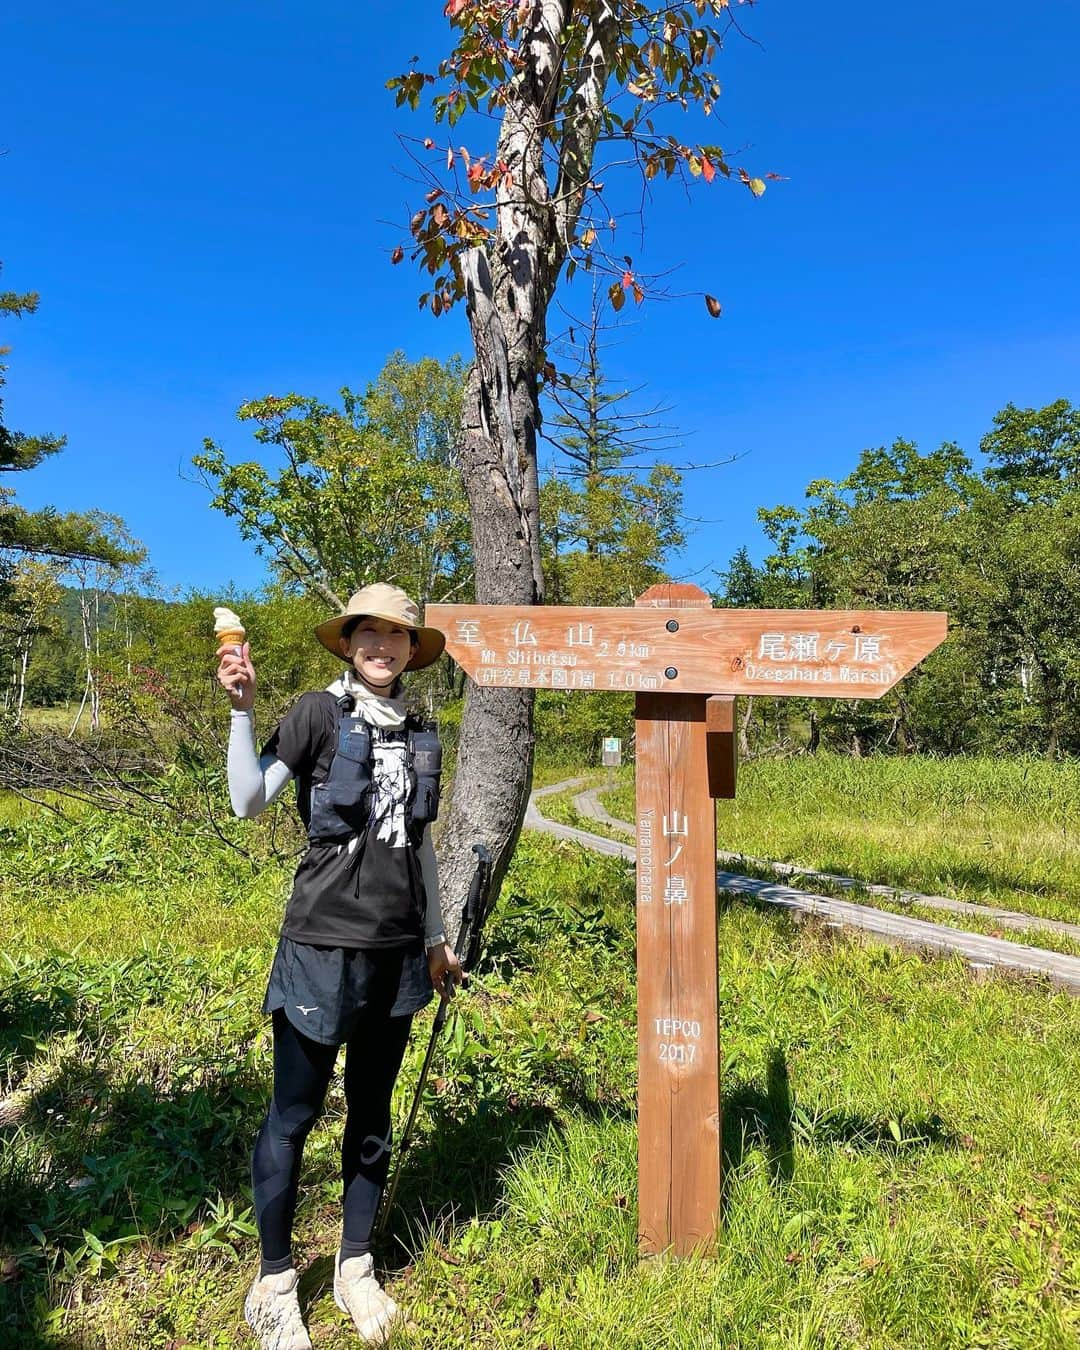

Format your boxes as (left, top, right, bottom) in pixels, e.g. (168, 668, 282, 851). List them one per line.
(262, 935, 433, 1045)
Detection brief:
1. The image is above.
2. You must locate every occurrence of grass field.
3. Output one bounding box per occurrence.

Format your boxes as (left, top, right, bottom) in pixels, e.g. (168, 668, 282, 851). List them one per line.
(16, 707, 81, 733)
(1, 755, 1079, 1348)
(601, 753, 1080, 927)
(542, 755, 1080, 957)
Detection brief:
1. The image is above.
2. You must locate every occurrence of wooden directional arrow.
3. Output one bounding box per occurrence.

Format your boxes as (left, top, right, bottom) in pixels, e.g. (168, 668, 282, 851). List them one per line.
(430, 589, 947, 1259)
(427, 604, 947, 699)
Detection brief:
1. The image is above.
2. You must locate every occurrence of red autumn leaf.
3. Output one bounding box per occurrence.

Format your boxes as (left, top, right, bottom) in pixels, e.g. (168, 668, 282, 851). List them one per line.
(621, 270, 634, 289)
(701, 155, 716, 184)
(390, 245, 404, 264)
(705, 294, 722, 318)
(444, 0, 468, 16)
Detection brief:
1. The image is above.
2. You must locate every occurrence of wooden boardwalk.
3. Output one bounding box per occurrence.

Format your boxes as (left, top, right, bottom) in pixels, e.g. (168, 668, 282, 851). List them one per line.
(527, 781, 1080, 995)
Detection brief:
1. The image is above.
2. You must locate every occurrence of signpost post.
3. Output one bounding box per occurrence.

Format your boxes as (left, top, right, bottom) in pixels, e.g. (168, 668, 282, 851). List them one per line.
(428, 587, 946, 1257)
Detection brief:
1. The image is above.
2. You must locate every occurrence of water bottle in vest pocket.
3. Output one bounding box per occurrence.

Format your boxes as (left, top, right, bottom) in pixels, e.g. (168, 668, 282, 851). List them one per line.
(408, 724, 442, 832)
(309, 718, 373, 840)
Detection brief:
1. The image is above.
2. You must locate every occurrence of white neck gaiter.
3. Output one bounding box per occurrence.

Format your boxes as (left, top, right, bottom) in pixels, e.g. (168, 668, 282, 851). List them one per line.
(327, 669, 407, 730)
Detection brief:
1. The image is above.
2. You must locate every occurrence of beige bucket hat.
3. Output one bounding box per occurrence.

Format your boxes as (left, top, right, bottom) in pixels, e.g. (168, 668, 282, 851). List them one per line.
(314, 583, 446, 671)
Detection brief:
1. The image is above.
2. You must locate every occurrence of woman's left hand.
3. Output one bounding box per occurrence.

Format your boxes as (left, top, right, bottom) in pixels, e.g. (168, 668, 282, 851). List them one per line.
(427, 942, 463, 1000)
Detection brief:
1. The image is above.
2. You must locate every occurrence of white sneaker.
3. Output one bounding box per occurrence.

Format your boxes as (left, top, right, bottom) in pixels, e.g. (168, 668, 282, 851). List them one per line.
(244, 1267, 313, 1350)
(333, 1251, 401, 1345)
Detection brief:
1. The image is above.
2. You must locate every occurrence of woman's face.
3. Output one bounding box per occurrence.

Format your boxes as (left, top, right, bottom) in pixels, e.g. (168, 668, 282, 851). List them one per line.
(340, 617, 413, 692)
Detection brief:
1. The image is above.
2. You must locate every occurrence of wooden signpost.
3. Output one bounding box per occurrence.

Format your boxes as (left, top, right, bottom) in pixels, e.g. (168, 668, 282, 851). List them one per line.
(428, 587, 946, 1258)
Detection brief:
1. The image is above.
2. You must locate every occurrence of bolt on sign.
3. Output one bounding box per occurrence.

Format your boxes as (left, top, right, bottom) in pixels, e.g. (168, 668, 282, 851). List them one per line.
(428, 586, 947, 1258)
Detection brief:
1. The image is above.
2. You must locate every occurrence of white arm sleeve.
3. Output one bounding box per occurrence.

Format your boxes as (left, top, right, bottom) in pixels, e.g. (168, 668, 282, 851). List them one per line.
(417, 827, 446, 949)
(227, 710, 295, 818)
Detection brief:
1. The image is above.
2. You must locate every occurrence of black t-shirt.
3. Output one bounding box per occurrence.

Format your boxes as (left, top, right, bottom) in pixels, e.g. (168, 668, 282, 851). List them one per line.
(263, 692, 424, 949)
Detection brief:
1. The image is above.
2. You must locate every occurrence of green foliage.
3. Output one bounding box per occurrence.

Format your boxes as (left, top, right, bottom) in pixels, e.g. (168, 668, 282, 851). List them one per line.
(0, 561, 63, 724)
(389, 2, 770, 316)
(982, 398, 1080, 503)
(193, 352, 470, 610)
(541, 463, 684, 606)
(0, 501, 131, 571)
(534, 689, 634, 768)
(104, 586, 338, 732)
(717, 401, 1080, 756)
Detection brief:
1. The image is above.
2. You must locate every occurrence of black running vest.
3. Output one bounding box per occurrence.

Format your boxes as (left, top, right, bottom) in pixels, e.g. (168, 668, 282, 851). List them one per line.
(306, 699, 442, 847)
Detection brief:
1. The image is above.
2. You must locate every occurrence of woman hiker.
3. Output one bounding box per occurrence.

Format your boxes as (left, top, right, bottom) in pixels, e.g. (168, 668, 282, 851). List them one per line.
(217, 583, 461, 1349)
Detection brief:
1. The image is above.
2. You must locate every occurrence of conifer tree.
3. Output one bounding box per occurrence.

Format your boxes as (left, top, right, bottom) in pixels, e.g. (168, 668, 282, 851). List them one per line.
(0, 266, 129, 589)
(541, 299, 683, 604)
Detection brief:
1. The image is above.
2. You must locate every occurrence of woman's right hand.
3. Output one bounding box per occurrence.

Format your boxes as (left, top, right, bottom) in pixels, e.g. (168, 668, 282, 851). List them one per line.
(216, 642, 256, 711)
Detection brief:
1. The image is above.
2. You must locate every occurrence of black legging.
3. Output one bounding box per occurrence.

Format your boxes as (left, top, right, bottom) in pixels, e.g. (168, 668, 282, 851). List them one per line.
(252, 1008, 413, 1268)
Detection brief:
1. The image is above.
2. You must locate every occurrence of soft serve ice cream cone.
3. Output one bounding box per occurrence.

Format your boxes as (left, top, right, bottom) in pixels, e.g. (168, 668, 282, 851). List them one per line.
(214, 607, 247, 696)
(213, 606, 246, 652)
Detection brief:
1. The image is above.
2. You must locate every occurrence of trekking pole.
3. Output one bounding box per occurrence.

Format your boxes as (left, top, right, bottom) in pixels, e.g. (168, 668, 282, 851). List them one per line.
(376, 842, 494, 1240)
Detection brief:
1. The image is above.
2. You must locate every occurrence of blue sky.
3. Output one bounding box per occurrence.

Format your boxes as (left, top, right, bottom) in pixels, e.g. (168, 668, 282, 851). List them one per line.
(3, 1, 1078, 597)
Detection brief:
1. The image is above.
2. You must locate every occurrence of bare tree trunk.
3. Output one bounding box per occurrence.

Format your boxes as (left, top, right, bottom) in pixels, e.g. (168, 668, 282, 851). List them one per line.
(70, 673, 92, 737)
(71, 591, 96, 737)
(91, 588, 101, 731)
(895, 698, 912, 754)
(739, 695, 753, 758)
(433, 2, 617, 931)
(15, 644, 30, 728)
(436, 265, 546, 928)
